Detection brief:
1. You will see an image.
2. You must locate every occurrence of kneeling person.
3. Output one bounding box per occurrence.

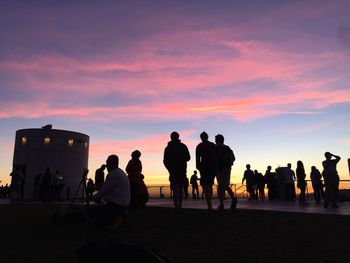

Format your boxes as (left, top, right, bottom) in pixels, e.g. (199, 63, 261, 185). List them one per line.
(90, 155, 130, 228)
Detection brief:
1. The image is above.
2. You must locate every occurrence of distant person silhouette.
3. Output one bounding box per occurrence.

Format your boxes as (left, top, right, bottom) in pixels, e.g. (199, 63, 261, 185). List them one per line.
(322, 152, 341, 208)
(163, 131, 191, 211)
(196, 132, 218, 210)
(138, 174, 149, 207)
(10, 166, 23, 201)
(242, 164, 256, 200)
(264, 166, 277, 200)
(254, 170, 265, 201)
(310, 166, 324, 204)
(94, 164, 106, 192)
(215, 134, 237, 210)
(285, 163, 296, 201)
(41, 166, 53, 202)
(86, 178, 95, 201)
(126, 150, 142, 208)
(190, 171, 199, 199)
(296, 161, 307, 205)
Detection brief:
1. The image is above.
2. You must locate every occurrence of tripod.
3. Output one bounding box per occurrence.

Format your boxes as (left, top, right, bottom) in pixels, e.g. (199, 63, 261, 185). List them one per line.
(71, 175, 88, 206)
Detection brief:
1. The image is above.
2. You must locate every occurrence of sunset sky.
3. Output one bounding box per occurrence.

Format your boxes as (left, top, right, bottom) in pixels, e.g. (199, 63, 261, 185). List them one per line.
(1, 0, 350, 186)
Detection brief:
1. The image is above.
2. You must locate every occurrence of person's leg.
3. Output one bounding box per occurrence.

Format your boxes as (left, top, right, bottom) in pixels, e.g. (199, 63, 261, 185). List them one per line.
(217, 184, 225, 209)
(204, 184, 213, 210)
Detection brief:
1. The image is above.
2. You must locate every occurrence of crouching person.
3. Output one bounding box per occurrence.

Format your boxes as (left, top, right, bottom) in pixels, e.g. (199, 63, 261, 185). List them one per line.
(89, 154, 130, 229)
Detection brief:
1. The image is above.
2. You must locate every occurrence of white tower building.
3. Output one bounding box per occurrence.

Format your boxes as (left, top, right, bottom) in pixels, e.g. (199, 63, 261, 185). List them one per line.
(12, 126, 89, 200)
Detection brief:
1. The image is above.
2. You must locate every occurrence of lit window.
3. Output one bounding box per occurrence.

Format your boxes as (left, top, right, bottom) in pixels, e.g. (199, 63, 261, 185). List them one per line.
(44, 137, 50, 145)
(21, 137, 27, 145)
(84, 142, 88, 148)
(68, 138, 74, 146)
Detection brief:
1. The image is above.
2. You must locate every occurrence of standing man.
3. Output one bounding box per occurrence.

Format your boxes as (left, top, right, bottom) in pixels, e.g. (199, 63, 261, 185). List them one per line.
(94, 164, 106, 192)
(91, 155, 130, 228)
(196, 131, 218, 210)
(322, 152, 341, 208)
(215, 134, 237, 210)
(163, 131, 191, 211)
(190, 171, 199, 199)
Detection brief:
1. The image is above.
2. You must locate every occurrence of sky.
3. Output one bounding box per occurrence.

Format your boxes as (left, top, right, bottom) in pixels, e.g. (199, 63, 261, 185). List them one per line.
(1, 0, 350, 186)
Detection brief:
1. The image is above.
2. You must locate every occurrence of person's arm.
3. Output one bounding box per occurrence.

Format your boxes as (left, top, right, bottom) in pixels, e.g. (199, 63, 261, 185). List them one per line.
(332, 153, 341, 164)
(94, 173, 115, 199)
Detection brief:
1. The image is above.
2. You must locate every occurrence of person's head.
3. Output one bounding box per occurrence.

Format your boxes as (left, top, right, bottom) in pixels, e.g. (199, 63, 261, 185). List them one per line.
(106, 154, 119, 172)
(100, 164, 106, 170)
(170, 131, 179, 141)
(200, 132, 208, 142)
(297, 160, 304, 168)
(325, 152, 332, 160)
(215, 134, 224, 145)
(287, 163, 291, 168)
(194, 170, 197, 174)
(311, 166, 316, 172)
(246, 164, 251, 169)
(267, 165, 271, 171)
(254, 169, 258, 174)
(131, 150, 141, 159)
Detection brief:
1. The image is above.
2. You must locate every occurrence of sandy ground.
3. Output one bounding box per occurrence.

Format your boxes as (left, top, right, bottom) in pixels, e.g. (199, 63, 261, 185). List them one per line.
(1, 203, 350, 262)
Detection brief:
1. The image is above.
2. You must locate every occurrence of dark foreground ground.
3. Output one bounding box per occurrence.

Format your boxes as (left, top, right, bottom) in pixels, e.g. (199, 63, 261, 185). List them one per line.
(1, 204, 350, 263)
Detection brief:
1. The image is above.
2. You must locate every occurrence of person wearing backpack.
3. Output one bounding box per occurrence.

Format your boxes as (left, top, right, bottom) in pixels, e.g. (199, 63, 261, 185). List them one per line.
(215, 134, 237, 210)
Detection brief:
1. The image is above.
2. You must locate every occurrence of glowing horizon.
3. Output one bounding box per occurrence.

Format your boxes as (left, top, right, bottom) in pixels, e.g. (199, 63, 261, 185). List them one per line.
(0, 0, 349, 186)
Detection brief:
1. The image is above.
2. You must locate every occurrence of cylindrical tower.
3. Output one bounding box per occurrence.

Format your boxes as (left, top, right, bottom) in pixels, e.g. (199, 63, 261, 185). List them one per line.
(12, 127, 89, 200)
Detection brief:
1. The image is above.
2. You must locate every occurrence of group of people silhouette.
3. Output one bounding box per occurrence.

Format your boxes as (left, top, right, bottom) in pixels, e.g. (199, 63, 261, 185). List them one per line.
(163, 131, 237, 211)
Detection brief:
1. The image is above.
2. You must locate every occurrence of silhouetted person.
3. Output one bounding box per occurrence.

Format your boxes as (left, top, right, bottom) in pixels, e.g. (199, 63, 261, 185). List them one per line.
(41, 167, 53, 202)
(254, 170, 265, 201)
(138, 174, 149, 207)
(126, 150, 142, 208)
(95, 164, 106, 192)
(90, 155, 130, 229)
(296, 160, 307, 205)
(322, 152, 341, 208)
(242, 164, 256, 200)
(285, 163, 296, 201)
(86, 178, 95, 201)
(163, 131, 191, 211)
(264, 166, 276, 200)
(215, 134, 237, 210)
(4, 184, 9, 198)
(190, 171, 199, 199)
(196, 132, 218, 210)
(51, 169, 63, 201)
(10, 166, 23, 201)
(310, 166, 324, 204)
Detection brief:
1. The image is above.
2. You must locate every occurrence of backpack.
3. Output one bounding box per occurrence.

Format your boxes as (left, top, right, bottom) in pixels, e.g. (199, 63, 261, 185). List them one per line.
(224, 146, 235, 166)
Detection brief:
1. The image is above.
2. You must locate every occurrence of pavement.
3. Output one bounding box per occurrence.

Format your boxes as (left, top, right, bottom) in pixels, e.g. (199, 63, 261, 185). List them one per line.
(148, 198, 350, 215)
(1, 198, 350, 215)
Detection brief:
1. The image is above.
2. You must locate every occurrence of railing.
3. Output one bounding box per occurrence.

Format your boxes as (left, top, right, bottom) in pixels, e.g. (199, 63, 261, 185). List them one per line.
(147, 180, 350, 201)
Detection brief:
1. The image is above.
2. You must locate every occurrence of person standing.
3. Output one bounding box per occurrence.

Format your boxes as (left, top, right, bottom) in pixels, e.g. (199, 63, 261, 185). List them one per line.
(310, 166, 324, 204)
(126, 150, 142, 208)
(196, 132, 218, 210)
(163, 131, 191, 211)
(296, 160, 307, 205)
(242, 164, 256, 200)
(190, 171, 199, 199)
(215, 134, 237, 210)
(285, 163, 296, 201)
(94, 164, 106, 192)
(322, 152, 341, 208)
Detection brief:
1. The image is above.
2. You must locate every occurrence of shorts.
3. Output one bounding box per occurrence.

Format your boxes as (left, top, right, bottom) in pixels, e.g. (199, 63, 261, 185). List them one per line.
(216, 167, 231, 186)
(169, 168, 187, 185)
(199, 168, 216, 186)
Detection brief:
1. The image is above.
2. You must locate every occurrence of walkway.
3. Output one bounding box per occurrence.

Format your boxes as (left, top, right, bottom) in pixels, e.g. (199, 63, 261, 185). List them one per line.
(148, 198, 350, 215)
